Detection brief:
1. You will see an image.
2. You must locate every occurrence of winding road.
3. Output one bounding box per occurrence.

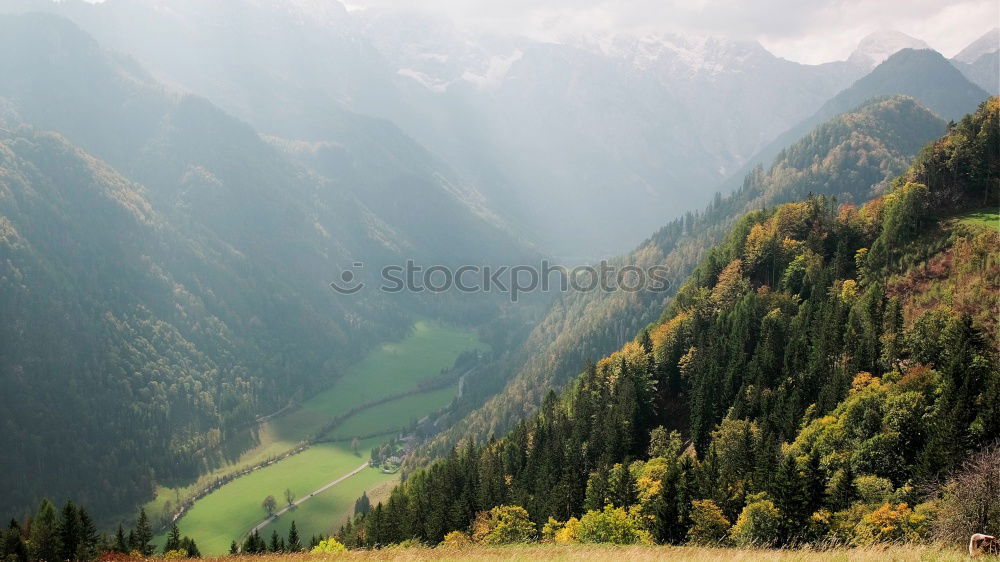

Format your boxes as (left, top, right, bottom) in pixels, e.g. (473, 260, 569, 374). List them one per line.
(247, 462, 370, 536)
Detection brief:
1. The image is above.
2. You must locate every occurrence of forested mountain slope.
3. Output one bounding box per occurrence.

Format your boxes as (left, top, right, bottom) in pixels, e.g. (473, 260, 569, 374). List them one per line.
(414, 96, 947, 464)
(347, 98, 999, 547)
(0, 13, 534, 522)
(722, 49, 990, 196)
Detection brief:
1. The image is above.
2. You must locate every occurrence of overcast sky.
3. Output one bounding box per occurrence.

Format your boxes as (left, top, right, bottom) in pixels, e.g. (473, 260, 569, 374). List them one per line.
(346, 0, 999, 64)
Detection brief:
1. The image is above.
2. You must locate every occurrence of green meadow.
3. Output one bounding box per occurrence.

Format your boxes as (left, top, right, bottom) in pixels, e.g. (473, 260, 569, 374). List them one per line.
(959, 209, 1000, 231)
(150, 320, 485, 554)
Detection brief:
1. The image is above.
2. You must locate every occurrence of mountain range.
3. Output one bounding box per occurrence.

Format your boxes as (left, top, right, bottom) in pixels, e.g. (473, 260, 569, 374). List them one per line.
(1, 0, 993, 256)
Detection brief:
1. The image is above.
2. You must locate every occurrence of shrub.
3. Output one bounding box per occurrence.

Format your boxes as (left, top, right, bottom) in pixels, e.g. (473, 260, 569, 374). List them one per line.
(851, 502, 935, 545)
(730, 495, 783, 547)
(471, 506, 537, 545)
(310, 538, 347, 554)
(577, 506, 652, 545)
(162, 550, 188, 559)
(687, 499, 730, 545)
(438, 531, 472, 549)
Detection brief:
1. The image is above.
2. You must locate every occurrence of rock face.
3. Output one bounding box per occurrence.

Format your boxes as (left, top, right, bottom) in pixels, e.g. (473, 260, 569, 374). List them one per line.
(848, 29, 930, 69)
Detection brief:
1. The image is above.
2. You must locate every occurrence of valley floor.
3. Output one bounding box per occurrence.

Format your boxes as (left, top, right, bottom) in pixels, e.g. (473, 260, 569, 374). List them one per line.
(149, 320, 486, 554)
(206, 544, 979, 561)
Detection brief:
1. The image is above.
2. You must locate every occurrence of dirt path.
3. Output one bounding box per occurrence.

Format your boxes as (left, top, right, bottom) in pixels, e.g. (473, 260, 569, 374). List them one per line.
(247, 462, 369, 536)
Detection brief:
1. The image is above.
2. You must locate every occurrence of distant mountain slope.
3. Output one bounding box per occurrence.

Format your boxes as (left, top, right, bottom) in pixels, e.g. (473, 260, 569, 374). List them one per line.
(0, 0, 870, 257)
(952, 28, 1000, 95)
(413, 96, 947, 463)
(0, 12, 535, 522)
(721, 48, 991, 196)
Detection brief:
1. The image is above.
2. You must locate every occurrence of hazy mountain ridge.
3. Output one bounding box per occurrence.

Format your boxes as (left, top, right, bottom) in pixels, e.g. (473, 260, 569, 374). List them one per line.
(1, 0, 937, 257)
(0, 11, 536, 521)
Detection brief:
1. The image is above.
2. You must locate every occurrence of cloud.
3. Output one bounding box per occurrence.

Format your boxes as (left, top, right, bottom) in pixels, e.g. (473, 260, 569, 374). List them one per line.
(349, 0, 999, 63)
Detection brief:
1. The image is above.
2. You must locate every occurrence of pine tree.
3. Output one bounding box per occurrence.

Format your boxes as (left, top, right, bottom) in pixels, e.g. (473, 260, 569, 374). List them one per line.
(164, 523, 182, 553)
(78, 508, 99, 561)
(354, 491, 371, 516)
(269, 529, 281, 553)
(113, 524, 128, 554)
(29, 499, 60, 562)
(57, 500, 81, 561)
(229, 540, 238, 555)
(287, 521, 302, 552)
(133, 508, 154, 556)
(803, 448, 826, 515)
(3, 519, 28, 562)
(179, 537, 201, 557)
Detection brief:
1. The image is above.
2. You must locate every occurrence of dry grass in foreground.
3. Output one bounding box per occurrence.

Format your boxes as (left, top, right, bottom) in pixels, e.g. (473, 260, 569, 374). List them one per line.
(205, 544, 992, 561)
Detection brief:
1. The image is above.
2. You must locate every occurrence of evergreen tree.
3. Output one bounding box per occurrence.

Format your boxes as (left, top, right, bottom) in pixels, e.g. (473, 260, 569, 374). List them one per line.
(133, 508, 154, 556)
(57, 500, 81, 561)
(77, 508, 99, 561)
(269, 529, 281, 553)
(229, 540, 238, 555)
(287, 521, 302, 552)
(164, 523, 182, 553)
(113, 524, 128, 554)
(179, 537, 201, 558)
(29, 499, 60, 562)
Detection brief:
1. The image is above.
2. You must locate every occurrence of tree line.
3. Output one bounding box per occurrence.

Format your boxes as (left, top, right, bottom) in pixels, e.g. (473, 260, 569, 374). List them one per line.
(0, 502, 199, 561)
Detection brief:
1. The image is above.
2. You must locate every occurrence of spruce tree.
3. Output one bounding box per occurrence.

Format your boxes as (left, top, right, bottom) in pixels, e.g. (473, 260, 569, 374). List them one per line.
(164, 523, 182, 553)
(287, 520, 302, 552)
(113, 524, 128, 554)
(78, 508, 100, 561)
(29, 499, 59, 562)
(57, 500, 81, 561)
(133, 508, 154, 556)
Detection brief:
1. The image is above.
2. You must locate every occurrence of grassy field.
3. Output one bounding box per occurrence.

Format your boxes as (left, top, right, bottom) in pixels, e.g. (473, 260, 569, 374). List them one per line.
(266, 469, 400, 544)
(325, 386, 457, 440)
(204, 544, 981, 561)
(959, 209, 1000, 231)
(152, 320, 485, 554)
(171, 439, 379, 554)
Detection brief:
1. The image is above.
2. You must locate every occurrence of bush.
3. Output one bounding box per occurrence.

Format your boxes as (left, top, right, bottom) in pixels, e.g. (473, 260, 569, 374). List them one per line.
(162, 550, 188, 559)
(687, 499, 730, 545)
(541, 516, 581, 543)
(730, 495, 783, 547)
(438, 531, 472, 549)
(577, 506, 652, 545)
(310, 538, 347, 554)
(851, 502, 934, 545)
(471, 506, 537, 545)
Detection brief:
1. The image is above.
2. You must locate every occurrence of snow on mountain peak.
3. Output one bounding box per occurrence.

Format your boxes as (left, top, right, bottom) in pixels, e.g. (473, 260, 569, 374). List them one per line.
(848, 30, 930, 69)
(580, 32, 768, 75)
